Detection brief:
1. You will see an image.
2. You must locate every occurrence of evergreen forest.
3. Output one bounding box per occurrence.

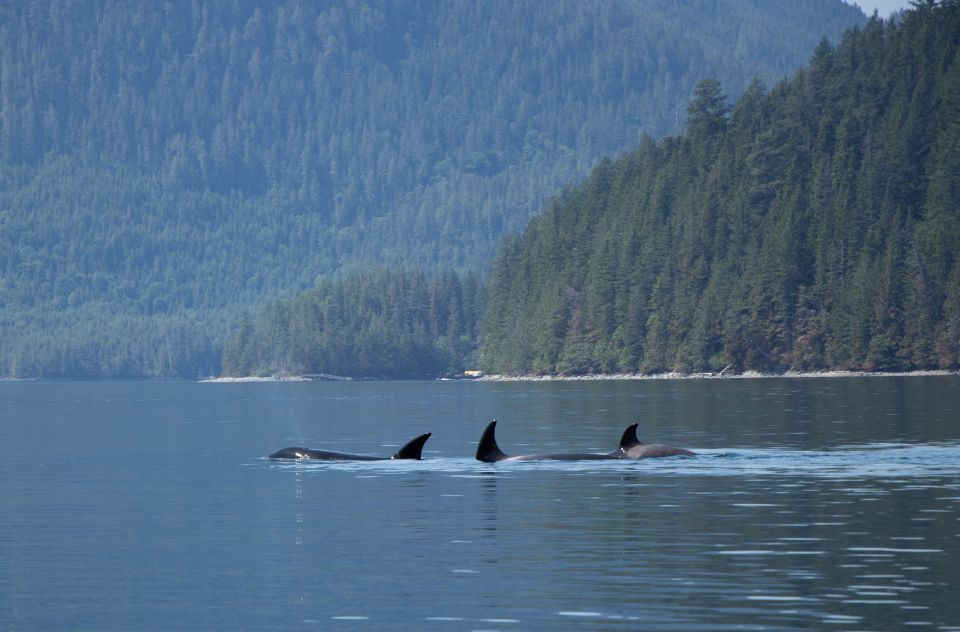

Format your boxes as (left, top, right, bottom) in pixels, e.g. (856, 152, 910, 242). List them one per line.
(222, 270, 483, 378)
(0, 0, 865, 378)
(480, 3, 960, 375)
(226, 3, 960, 379)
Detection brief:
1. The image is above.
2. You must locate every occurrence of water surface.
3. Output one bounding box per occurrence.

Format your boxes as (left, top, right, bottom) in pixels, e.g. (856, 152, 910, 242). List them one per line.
(2, 377, 959, 630)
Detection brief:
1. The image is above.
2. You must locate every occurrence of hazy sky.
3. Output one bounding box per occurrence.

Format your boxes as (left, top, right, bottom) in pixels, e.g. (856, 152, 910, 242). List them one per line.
(849, 0, 914, 17)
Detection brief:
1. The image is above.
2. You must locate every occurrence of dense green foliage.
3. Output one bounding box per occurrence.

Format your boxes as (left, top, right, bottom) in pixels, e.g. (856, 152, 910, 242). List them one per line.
(480, 4, 960, 375)
(221, 270, 483, 378)
(0, 0, 864, 377)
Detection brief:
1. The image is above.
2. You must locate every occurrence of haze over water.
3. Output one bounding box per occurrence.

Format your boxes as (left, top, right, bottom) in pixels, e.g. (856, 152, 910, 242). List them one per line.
(2, 376, 959, 630)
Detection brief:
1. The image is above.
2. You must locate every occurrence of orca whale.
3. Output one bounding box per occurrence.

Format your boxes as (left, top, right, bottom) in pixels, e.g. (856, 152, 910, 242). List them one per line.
(269, 432, 431, 461)
(474, 420, 694, 462)
(612, 423, 697, 458)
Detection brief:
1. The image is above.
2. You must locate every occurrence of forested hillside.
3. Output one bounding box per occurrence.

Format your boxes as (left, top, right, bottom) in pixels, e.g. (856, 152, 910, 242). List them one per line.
(221, 270, 483, 378)
(0, 0, 864, 377)
(480, 4, 960, 375)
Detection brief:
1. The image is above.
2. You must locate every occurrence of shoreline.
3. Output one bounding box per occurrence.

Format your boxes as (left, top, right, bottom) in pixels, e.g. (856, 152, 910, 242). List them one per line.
(200, 376, 312, 383)
(476, 369, 958, 381)
(200, 373, 355, 383)
(198, 369, 958, 383)
(4, 371, 954, 383)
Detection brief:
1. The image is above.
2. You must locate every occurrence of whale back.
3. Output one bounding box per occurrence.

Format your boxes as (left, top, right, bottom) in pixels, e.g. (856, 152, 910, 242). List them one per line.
(269, 447, 311, 459)
(391, 432, 432, 460)
(613, 422, 696, 458)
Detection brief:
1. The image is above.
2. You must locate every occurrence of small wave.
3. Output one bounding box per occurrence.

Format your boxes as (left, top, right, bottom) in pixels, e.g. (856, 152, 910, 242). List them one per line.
(257, 442, 960, 480)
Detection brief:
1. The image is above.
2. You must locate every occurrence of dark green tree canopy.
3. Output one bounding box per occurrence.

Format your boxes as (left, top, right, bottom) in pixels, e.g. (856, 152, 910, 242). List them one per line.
(221, 269, 484, 379)
(480, 4, 960, 375)
(687, 79, 730, 139)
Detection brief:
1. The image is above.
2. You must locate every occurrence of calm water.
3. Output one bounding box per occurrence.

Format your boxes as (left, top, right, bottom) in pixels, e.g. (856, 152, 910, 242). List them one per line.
(2, 376, 959, 631)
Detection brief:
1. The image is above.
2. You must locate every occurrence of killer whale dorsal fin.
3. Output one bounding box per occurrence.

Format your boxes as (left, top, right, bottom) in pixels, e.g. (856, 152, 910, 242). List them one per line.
(476, 420, 508, 462)
(392, 432, 432, 460)
(619, 423, 643, 449)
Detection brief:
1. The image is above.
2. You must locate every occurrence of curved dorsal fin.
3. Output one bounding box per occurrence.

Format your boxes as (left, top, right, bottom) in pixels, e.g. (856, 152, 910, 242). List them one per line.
(475, 420, 508, 462)
(391, 432, 432, 460)
(619, 423, 643, 448)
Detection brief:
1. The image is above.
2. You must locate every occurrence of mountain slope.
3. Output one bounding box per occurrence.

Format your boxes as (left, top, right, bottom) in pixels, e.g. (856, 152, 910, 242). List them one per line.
(0, 0, 865, 377)
(479, 5, 960, 375)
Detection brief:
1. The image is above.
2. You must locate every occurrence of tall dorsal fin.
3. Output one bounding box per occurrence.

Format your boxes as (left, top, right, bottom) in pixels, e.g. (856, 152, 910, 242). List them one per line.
(619, 423, 643, 449)
(475, 420, 509, 462)
(391, 432, 432, 460)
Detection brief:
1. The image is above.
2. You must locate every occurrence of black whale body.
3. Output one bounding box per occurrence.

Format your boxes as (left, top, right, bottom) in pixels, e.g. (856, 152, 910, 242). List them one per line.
(270, 432, 431, 461)
(475, 420, 694, 462)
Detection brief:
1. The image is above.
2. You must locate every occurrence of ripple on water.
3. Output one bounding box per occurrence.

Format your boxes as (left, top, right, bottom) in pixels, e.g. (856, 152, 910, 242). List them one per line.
(425, 617, 463, 622)
(260, 443, 960, 480)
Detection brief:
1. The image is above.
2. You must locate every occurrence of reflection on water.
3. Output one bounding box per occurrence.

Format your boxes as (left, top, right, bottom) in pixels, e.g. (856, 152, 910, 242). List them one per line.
(1, 377, 959, 630)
